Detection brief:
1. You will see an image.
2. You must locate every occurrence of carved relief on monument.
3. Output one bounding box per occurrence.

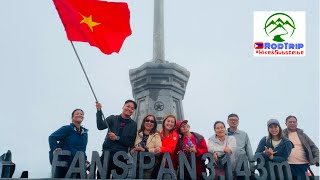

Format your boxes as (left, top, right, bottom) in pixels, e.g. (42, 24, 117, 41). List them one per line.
(154, 101, 164, 111)
(150, 76, 169, 84)
(134, 78, 147, 87)
(135, 97, 147, 128)
(172, 97, 181, 120)
(173, 78, 185, 89)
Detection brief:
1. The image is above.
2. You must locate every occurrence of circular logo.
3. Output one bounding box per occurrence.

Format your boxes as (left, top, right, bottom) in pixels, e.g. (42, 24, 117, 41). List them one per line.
(264, 13, 296, 42)
(154, 101, 164, 111)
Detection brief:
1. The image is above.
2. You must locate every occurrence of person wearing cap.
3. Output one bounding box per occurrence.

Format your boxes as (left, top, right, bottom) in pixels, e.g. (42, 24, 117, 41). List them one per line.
(283, 115, 319, 180)
(226, 113, 255, 174)
(255, 119, 293, 163)
(207, 121, 237, 179)
(95, 100, 137, 178)
(174, 120, 208, 179)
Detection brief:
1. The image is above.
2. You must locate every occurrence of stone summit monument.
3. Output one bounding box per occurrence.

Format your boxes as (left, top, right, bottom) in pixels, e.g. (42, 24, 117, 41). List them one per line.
(129, 0, 190, 129)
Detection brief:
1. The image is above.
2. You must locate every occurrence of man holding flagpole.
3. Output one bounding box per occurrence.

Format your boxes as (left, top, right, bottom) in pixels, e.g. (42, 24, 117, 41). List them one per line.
(96, 100, 137, 178)
(53, 0, 136, 177)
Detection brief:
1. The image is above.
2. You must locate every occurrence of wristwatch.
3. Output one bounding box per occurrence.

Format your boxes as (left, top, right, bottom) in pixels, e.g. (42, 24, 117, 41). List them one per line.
(116, 136, 120, 140)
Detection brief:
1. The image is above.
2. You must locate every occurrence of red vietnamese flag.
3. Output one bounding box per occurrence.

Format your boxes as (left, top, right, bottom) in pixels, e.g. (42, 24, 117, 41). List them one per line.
(52, 0, 132, 54)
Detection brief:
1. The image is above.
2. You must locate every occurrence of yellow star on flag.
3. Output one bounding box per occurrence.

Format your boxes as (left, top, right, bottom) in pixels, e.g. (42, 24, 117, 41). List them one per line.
(80, 14, 101, 32)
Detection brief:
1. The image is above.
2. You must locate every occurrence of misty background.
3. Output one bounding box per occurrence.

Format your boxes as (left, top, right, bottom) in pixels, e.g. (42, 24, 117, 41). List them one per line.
(0, 0, 318, 177)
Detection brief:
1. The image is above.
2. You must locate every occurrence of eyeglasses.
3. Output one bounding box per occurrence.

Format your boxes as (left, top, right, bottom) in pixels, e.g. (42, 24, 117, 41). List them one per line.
(180, 123, 189, 128)
(145, 119, 155, 123)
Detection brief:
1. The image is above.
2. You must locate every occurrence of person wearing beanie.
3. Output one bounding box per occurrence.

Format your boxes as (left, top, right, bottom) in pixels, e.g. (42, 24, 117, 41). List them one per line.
(255, 119, 293, 163)
(173, 120, 208, 179)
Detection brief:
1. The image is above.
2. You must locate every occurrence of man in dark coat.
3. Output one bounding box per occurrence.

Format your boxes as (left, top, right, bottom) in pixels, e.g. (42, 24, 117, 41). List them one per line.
(96, 100, 137, 178)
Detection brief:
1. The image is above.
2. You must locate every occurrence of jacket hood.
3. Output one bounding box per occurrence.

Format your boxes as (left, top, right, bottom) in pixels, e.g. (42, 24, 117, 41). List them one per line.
(267, 136, 294, 149)
(70, 123, 88, 134)
(282, 137, 295, 149)
(175, 120, 188, 134)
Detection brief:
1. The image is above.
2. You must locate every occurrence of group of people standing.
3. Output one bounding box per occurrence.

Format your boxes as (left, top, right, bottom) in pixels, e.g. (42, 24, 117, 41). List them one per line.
(49, 100, 319, 179)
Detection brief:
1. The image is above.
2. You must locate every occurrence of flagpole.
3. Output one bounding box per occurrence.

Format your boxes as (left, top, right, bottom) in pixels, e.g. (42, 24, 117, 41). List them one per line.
(69, 41, 110, 131)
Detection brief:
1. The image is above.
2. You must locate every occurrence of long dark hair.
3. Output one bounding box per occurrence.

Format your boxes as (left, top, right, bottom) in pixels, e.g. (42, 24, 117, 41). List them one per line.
(138, 114, 157, 135)
(162, 114, 177, 137)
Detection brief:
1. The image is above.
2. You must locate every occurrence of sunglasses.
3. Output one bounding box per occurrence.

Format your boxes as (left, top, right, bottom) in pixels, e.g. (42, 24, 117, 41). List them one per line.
(145, 119, 155, 123)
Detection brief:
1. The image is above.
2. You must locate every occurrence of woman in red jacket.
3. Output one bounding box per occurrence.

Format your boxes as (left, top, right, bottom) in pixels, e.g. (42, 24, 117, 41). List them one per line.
(159, 115, 179, 157)
(152, 115, 179, 178)
(174, 120, 208, 180)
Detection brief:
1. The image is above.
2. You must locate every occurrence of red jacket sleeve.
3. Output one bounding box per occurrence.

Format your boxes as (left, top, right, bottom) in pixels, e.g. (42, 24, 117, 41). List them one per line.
(161, 131, 179, 155)
(195, 138, 208, 157)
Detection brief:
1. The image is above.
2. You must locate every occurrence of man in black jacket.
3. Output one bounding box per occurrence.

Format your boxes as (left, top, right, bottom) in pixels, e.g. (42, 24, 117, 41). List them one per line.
(96, 100, 137, 178)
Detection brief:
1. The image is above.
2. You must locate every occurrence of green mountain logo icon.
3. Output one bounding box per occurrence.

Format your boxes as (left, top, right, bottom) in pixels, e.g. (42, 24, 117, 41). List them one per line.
(264, 13, 296, 42)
